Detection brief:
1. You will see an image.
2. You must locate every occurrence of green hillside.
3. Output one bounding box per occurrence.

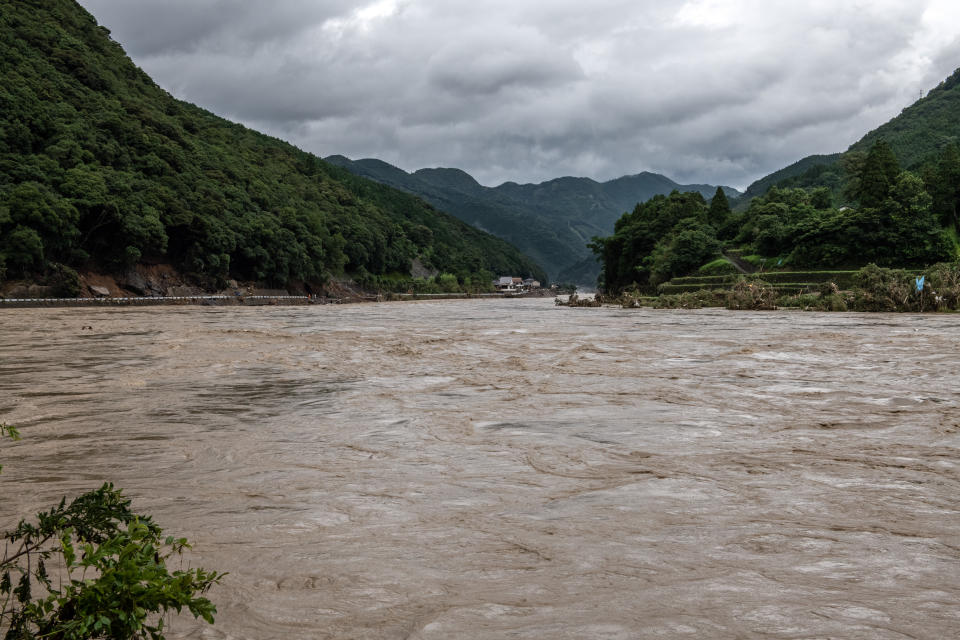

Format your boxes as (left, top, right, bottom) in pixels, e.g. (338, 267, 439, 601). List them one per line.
(742, 68, 960, 203)
(0, 0, 545, 293)
(326, 155, 739, 285)
(740, 154, 842, 201)
(851, 69, 960, 163)
(593, 98, 960, 295)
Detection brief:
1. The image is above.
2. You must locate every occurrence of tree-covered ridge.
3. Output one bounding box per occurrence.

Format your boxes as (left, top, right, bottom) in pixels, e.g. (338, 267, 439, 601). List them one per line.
(741, 67, 960, 203)
(739, 154, 842, 201)
(590, 190, 723, 293)
(851, 69, 960, 165)
(593, 141, 957, 294)
(0, 0, 545, 290)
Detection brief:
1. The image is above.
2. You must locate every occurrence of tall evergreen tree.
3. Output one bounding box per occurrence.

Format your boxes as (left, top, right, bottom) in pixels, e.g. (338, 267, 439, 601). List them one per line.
(707, 187, 731, 227)
(856, 140, 900, 208)
(929, 142, 960, 231)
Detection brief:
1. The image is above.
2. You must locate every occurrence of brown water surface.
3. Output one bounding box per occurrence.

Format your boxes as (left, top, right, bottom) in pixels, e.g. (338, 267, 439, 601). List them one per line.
(1, 300, 959, 639)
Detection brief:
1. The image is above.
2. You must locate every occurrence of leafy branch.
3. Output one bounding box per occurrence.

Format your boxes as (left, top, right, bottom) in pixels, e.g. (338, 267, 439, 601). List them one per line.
(0, 423, 19, 475)
(1, 427, 223, 640)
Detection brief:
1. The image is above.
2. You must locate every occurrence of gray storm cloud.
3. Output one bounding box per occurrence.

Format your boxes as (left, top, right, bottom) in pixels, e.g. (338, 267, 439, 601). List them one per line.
(79, 0, 960, 189)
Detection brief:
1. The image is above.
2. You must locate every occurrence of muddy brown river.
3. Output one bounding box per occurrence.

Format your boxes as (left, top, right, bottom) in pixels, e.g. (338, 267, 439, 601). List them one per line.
(1, 299, 959, 639)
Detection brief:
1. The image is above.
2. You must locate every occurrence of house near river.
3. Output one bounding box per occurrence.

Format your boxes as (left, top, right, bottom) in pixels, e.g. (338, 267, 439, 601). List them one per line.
(494, 276, 541, 294)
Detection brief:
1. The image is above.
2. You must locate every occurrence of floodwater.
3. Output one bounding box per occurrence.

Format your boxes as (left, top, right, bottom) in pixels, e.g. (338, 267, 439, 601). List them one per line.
(1, 299, 959, 639)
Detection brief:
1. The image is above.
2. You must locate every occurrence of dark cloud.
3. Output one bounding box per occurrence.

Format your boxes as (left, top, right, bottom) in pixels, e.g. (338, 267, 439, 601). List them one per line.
(81, 0, 357, 56)
(78, 0, 960, 189)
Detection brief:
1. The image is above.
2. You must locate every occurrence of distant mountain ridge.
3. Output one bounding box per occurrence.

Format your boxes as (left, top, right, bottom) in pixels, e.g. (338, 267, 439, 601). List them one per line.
(325, 155, 740, 285)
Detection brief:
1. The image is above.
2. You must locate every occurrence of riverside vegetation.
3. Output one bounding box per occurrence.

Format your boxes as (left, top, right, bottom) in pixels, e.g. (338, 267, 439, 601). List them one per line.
(600, 262, 960, 312)
(591, 140, 957, 297)
(588, 66, 960, 310)
(1, 424, 222, 639)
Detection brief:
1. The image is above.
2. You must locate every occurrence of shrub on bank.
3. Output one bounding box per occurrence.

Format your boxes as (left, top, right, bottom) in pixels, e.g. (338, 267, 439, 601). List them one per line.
(850, 262, 960, 312)
(557, 293, 604, 307)
(777, 284, 848, 311)
(776, 263, 960, 312)
(777, 292, 821, 309)
(850, 263, 915, 311)
(923, 261, 960, 310)
(46, 263, 81, 298)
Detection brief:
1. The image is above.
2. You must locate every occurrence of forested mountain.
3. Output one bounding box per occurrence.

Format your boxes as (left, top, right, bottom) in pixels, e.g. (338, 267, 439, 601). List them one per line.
(326, 155, 740, 285)
(0, 0, 545, 295)
(742, 68, 960, 202)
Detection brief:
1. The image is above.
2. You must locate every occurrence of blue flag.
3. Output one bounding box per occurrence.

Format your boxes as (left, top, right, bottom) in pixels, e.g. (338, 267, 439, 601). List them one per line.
(916, 276, 925, 292)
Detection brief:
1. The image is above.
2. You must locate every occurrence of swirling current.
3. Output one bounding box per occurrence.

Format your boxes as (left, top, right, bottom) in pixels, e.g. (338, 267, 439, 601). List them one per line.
(1, 299, 958, 639)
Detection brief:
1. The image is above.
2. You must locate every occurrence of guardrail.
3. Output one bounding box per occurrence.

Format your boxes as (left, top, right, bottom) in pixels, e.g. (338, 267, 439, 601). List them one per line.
(393, 293, 505, 298)
(0, 295, 310, 307)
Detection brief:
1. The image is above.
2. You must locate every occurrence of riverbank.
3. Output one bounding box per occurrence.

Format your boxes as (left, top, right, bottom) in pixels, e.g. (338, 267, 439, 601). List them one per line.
(0, 263, 558, 307)
(0, 289, 556, 308)
(0, 294, 310, 308)
(559, 263, 960, 312)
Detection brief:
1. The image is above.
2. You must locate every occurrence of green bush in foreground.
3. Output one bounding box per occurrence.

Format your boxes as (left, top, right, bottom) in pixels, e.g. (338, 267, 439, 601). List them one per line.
(1, 426, 222, 640)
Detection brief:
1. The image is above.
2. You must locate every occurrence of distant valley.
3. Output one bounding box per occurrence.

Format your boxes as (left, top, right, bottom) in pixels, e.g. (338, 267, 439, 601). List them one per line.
(326, 156, 740, 286)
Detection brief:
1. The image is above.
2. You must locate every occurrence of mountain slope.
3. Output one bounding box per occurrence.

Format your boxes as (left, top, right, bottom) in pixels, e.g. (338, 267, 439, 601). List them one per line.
(740, 153, 843, 201)
(851, 69, 960, 164)
(742, 68, 960, 201)
(0, 0, 545, 291)
(326, 155, 740, 285)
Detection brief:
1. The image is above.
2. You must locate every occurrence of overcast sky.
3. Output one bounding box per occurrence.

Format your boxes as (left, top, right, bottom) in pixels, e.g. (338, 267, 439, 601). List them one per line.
(78, 0, 960, 189)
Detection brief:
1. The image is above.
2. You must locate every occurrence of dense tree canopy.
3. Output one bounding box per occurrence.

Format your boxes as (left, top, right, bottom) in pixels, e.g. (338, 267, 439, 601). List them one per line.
(736, 143, 952, 268)
(0, 0, 545, 289)
(593, 140, 956, 294)
(590, 190, 719, 291)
